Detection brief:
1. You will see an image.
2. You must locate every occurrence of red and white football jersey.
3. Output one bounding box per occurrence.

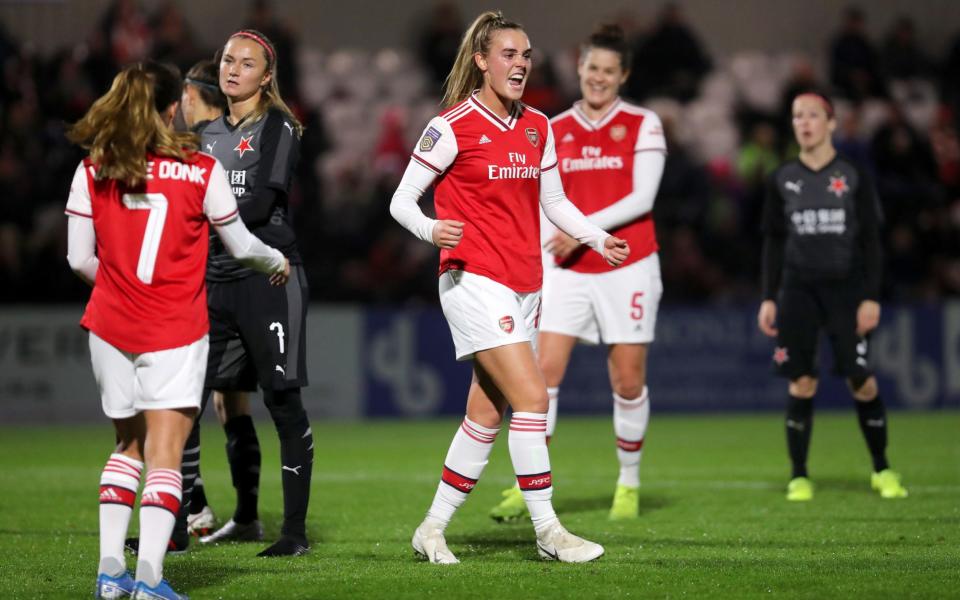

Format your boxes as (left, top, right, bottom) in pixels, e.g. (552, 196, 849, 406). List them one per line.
(412, 93, 557, 293)
(551, 98, 666, 273)
(65, 152, 239, 353)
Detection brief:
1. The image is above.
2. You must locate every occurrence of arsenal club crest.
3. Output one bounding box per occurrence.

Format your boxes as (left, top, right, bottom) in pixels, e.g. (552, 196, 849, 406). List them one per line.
(773, 346, 789, 366)
(525, 127, 539, 147)
(234, 135, 255, 159)
(499, 315, 515, 333)
(827, 174, 849, 199)
(610, 124, 627, 142)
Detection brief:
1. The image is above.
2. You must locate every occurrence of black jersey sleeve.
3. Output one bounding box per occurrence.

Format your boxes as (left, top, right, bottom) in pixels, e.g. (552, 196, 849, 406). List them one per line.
(855, 166, 883, 300)
(761, 172, 786, 300)
(238, 111, 301, 227)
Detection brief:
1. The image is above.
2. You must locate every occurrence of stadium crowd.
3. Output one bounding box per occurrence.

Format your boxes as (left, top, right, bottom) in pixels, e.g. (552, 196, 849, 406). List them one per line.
(1, 1, 959, 305)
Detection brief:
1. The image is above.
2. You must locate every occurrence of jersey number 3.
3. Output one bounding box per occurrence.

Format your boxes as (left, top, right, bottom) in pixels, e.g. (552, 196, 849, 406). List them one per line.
(122, 193, 168, 284)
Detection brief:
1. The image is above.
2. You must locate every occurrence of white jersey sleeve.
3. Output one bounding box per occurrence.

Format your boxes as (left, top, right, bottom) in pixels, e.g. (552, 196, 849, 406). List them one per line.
(411, 116, 458, 174)
(202, 159, 240, 225)
(635, 111, 667, 153)
(541, 122, 559, 170)
(65, 162, 92, 218)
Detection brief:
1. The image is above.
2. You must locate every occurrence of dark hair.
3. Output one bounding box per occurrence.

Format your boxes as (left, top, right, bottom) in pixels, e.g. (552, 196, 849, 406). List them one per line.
(185, 59, 227, 112)
(794, 90, 835, 119)
(582, 24, 632, 71)
(146, 60, 184, 115)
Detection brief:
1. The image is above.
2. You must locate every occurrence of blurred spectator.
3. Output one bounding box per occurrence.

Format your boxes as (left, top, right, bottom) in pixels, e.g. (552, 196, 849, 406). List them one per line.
(829, 6, 885, 100)
(417, 1, 462, 87)
(245, 0, 299, 102)
(627, 3, 711, 103)
(882, 16, 931, 80)
(150, 1, 202, 72)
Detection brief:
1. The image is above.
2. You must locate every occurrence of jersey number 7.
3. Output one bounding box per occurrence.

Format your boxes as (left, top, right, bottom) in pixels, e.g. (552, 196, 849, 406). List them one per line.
(122, 193, 168, 285)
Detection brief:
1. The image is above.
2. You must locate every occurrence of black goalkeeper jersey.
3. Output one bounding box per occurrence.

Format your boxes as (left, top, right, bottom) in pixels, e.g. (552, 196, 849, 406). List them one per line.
(200, 108, 301, 281)
(761, 153, 882, 300)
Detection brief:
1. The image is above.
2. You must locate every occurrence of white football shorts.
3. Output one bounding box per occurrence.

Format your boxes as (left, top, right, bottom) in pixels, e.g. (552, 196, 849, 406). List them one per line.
(89, 332, 208, 419)
(540, 252, 662, 345)
(439, 270, 542, 361)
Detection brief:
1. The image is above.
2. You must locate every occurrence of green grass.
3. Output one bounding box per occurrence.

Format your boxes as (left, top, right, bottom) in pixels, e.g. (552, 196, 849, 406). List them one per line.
(0, 411, 958, 599)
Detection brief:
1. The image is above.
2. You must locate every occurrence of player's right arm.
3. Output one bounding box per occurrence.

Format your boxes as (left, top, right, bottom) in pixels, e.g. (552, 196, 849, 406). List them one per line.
(65, 162, 98, 286)
(758, 171, 786, 337)
(390, 117, 463, 249)
(205, 159, 289, 283)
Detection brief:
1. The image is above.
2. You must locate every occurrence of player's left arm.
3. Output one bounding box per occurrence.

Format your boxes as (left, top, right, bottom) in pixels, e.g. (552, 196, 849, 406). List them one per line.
(855, 166, 883, 335)
(238, 112, 300, 227)
(539, 123, 629, 266)
(64, 162, 98, 286)
(586, 112, 667, 231)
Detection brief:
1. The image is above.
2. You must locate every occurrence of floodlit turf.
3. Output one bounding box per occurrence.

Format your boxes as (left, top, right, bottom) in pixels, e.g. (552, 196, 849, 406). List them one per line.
(0, 411, 957, 599)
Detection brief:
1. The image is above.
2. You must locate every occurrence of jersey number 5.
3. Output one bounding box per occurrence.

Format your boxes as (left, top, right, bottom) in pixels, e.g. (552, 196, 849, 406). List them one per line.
(122, 193, 168, 284)
(630, 292, 644, 321)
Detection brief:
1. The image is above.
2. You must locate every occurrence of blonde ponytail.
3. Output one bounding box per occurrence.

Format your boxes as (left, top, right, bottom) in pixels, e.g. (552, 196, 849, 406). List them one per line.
(442, 10, 523, 107)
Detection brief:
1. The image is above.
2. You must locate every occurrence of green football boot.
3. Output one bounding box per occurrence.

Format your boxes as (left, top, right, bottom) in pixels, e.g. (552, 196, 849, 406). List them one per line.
(489, 484, 528, 522)
(871, 469, 908, 499)
(608, 484, 639, 520)
(786, 476, 814, 501)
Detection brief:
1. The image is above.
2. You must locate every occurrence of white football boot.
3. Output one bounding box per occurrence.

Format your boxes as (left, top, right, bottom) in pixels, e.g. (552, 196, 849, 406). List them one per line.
(199, 518, 263, 544)
(535, 522, 604, 563)
(186, 505, 217, 537)
(411, 520, 459, 564)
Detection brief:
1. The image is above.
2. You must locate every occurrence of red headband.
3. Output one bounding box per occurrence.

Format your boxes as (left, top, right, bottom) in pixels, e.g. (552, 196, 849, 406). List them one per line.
(231, 31, 275, 64)
(795, 93, 834, 118)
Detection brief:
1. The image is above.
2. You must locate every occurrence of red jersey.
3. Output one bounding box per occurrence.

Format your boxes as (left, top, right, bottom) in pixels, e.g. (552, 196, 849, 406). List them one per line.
(411, 94, 557, 293)
(551, 99, 666, 273)
(66, 152, 239, 353)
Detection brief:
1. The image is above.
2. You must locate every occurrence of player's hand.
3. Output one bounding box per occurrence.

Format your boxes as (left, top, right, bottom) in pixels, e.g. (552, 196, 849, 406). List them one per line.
(856, 299, 880, 336)
(270, 258, 290, 286)
(432, 220, 464, 249)
(544, 231, 580, 260)
(603, 236, 629, 267)
(757, 299, 778, 337)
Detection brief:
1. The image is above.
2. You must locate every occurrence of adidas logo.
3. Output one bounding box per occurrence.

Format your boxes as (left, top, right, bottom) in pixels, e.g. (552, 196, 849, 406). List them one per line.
(561, 133, 575, 143)
(100, 488, 121, 501)
(479, 134, 492, 144)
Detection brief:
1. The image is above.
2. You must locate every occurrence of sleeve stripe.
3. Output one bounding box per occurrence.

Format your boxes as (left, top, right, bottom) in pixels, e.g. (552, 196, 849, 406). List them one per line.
(635, 147, 668, 154)
(209, 208, 239, 225)
(541, 162, 558, 172)
(65, 208, 92, 218)
(412, 153, 443, 174)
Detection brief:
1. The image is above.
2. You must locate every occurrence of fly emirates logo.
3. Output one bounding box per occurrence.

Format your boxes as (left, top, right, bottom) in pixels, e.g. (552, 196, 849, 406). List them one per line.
(562, 146, 624, 173)
(488, 152, 540, 180)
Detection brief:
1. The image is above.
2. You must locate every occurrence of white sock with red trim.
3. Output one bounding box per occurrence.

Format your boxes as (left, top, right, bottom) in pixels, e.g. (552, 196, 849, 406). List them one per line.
(136, 469, 182, 588)
(99, 453, 143, 576)
(614, 388, 650, 488)
(425, 417, 499, 530)
(508, 412, 558, 534)
(545, 387, 559, 445)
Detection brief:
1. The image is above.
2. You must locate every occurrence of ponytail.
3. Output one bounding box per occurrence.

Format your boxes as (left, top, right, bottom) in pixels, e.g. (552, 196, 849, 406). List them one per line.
(66, 61, 197, 187)
(442, 10, 523, 107)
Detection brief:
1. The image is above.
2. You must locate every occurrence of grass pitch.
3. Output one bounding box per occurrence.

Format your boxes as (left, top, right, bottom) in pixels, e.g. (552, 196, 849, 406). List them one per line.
(0, 411, 957, 599)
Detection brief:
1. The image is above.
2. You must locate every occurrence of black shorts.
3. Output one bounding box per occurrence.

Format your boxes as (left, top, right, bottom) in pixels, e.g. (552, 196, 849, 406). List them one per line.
(772, 277, 871, 380)
(206, 265, 309, 391)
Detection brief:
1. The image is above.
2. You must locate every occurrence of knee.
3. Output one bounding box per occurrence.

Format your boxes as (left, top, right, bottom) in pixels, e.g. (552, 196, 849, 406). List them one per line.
(848, 375, 877, 401)
(538, 355, 565, 388)
(789, 376, 818, 398)
(465, 404, 503, 429)
(613, 381, 644, 401)
(264, 389, 309, 437)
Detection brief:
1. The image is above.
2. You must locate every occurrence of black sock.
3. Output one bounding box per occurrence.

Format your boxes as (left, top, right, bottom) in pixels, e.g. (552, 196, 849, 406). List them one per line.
(173, 415, 202, 541)
(191, 476, 208, 513)
(264, 388, 313, 541)
(786, 394, 814, 479)
(855, 395, 889, 472)
(224, 414, 261, 524)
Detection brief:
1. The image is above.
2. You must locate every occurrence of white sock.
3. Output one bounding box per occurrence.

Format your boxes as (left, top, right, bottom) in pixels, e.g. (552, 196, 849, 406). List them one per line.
(545, 387, 559, 444)
(425, 417, 499, 529)
(99, 454, 143, 577)
(508, 412, 558, 534)
(614, 387, 651, 488)
(135, 469, 182, 588)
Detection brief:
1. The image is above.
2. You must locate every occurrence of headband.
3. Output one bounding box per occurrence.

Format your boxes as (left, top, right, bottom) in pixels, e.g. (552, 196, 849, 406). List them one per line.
(795, 92, 834, 118)
(184, 77, 220, 92)
(231, 31, 275, 64)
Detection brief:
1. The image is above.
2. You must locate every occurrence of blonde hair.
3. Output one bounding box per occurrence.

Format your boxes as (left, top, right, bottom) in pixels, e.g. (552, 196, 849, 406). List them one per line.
(226, 29, 303, 136)
(67, 62, 197, 187)
(442, 10, 523, 108)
